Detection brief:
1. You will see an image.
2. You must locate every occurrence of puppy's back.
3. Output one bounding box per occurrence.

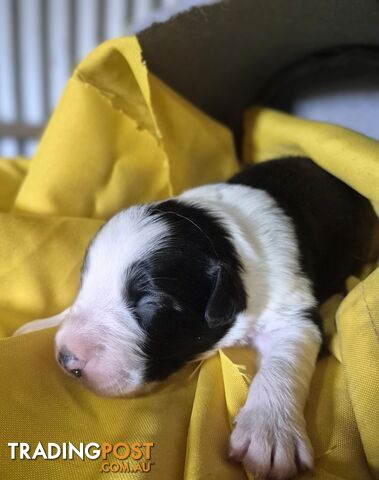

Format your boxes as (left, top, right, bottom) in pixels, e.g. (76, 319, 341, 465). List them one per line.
(229, 157, 377, 301)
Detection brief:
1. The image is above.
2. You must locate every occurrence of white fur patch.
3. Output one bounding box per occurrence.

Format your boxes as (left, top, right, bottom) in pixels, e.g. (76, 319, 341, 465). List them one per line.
(229, 317, 320, 478)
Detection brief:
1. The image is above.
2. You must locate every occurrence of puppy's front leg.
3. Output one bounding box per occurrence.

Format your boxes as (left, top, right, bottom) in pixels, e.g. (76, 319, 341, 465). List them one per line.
(229, 311, 321, 479)
(13, 308, 69, 336)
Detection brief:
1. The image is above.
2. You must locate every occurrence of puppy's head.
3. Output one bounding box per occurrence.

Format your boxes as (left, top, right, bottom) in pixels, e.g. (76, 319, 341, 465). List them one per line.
(55, 200, 246, 396)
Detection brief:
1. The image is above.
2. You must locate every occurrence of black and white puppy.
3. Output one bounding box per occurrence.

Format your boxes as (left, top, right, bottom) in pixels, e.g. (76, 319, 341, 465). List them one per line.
(15, 157, 378, 479)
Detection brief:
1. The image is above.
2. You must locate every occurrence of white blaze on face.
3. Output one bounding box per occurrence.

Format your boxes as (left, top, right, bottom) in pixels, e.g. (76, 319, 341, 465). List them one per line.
(54, 205, 169, 396)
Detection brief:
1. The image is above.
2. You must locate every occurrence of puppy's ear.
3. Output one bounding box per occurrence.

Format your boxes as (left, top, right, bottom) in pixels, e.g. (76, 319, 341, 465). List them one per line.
(205, 264, 245, 328)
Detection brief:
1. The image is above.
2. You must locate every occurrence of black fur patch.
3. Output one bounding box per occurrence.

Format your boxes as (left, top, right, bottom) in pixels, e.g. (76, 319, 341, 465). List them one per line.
(123, 200, 247, 382)
(229, 157, 377, 302)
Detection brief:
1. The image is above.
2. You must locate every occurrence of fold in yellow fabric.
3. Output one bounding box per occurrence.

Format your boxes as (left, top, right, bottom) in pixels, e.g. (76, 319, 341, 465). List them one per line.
(0, 37, 378, 479)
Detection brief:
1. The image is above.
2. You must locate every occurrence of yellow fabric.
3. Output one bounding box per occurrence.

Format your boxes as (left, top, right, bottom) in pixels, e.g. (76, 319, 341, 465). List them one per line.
(0, 37, 378, 480)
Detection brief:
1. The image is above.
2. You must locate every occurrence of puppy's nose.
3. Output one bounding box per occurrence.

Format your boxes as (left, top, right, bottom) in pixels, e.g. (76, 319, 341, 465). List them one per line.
(58, 349, 83, 378)
(58, 350, 73, 367)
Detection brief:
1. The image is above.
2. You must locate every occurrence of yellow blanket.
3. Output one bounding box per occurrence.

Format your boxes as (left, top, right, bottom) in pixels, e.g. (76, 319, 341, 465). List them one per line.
(0, 37, 378, 480)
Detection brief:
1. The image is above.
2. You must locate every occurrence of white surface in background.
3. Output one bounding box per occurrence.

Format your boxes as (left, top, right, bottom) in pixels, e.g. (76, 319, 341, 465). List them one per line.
(293, 89, 379, 141)
(75, 0, 102, 64)
(130, 0, 217, 33)
(18, 0, 45, 156)
(104, 0, 128, 40)
(47, 0, 72, 112)
(0, 0, 19, 156)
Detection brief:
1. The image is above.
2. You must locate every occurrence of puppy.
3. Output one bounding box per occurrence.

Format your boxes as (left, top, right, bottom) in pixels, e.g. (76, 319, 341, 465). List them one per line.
(15, 157, 378, 479)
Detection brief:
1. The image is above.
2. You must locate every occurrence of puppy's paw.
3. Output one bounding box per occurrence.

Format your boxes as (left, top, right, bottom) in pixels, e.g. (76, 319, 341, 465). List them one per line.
(229, 405, 313, 480)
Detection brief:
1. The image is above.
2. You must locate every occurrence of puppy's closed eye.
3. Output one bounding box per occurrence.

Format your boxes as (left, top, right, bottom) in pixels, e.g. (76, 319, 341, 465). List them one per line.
(135, 293, 182, 328)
